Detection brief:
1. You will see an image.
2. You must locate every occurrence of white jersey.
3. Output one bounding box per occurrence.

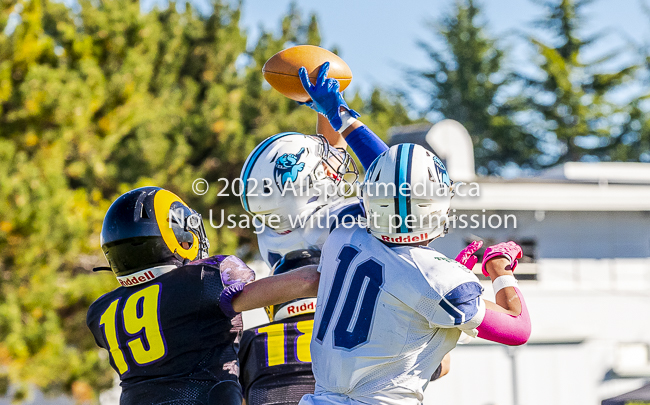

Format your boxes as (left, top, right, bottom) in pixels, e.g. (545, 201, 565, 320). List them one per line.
(306, 225, 486, 405)
(257, 198, 365, 269)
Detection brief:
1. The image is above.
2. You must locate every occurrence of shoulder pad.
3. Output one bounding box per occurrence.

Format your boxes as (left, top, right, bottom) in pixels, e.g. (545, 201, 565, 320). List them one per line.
(191, 254, 228, 268)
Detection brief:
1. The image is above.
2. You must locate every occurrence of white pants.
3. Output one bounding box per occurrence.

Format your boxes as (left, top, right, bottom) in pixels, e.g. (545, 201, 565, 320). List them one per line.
(299, 393, 367, 405)
(299, 390, 422, 405)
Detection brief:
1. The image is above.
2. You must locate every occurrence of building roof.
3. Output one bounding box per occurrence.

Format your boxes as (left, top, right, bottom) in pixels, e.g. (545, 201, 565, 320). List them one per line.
(388, 122, 650, 212)
(539, 162, 650, 185)
(452, 180, 650, 211)
(387, 123, 434, 150)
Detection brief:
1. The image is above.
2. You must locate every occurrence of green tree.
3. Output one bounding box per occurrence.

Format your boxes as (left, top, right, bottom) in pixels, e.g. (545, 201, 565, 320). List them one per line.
(0, 0, 249, 401)
(348, 88, 418, 142)
(600, 100, 650, 162)
(411, 0, 533, 174)
(592, 10, 650, 163)
(0, 0, 419, 401)
(520, 0, 638, 166)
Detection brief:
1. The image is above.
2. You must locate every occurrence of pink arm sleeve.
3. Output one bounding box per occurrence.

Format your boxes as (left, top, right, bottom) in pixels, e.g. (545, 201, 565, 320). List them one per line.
(476, 287, 531, 346)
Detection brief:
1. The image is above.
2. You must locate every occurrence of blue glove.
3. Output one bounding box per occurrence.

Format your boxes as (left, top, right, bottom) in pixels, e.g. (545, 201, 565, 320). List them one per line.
(299, 62, 360, 131)
(218, 255, 256, 317)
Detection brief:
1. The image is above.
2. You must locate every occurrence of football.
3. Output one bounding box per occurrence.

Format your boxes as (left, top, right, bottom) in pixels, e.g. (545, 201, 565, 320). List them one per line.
(262, 45, 353, 102)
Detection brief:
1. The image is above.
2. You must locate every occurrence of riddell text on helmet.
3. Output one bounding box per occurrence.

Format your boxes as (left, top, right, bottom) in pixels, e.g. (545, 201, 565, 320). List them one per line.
(380, 233, 429, 243)
(286, 300, 315, 315)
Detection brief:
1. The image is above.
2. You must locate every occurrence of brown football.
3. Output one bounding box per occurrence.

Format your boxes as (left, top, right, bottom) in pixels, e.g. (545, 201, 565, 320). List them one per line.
(262, 45, 353, 102)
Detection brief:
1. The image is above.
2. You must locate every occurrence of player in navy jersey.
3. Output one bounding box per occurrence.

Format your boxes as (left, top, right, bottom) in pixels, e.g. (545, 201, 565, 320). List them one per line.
(238, 249, 320, 405)
(87, 186, 255, 405)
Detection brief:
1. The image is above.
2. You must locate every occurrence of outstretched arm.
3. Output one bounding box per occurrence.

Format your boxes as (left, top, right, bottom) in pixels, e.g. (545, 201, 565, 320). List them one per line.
(475, 243, 531, 346)
(317, 113, 347, 150)
(340, 117, 388, 170)
(300, 63, 388, 170)
(482, 257, 522, 316)
(226, 265, 320, 315)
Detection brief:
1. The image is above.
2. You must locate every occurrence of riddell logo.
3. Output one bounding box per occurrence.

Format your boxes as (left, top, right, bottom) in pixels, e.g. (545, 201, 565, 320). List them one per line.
(286, 301, 315, 315)
(118, 271, 155, 287)
(381, 232, 428, 243)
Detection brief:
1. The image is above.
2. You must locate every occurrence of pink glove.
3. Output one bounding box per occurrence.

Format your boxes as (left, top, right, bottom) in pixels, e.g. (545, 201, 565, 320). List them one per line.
(481, 241, 523, 277)
(455, 240, 483, 270)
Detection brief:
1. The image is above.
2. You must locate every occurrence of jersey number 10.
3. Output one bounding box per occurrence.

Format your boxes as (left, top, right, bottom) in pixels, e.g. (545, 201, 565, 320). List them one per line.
(315, 245, 384, 350)
(99, 284, 167, 375)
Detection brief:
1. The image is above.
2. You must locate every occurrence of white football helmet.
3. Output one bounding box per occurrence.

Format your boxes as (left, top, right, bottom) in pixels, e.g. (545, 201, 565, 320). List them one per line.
(362, 143, 453, 244)
(240, 132, 358, 232)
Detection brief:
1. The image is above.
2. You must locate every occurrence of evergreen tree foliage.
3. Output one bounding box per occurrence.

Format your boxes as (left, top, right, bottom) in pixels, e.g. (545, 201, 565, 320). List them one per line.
(0, 0, 417, 401)
(411, 0, 533, 174)
(0, 0, 254, 400)
(569, 4, 650, 163)
(521, 0, 638, 166)
(596, 100, 650, 162)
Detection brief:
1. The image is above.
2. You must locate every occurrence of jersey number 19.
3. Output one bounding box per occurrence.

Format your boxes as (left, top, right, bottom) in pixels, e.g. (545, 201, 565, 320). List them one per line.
(99, 284, 167, 374)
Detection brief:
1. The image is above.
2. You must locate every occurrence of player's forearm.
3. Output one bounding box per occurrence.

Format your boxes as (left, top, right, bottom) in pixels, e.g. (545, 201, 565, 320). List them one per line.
(341, 122, 388, 170)
(478, 288, 531, 346)
(476, 257, 531, 345)
(485, 258, 521, 316)
(318, 114, 347, 150)
(231, 265, 320, 313)
(341, 119, 363, 137)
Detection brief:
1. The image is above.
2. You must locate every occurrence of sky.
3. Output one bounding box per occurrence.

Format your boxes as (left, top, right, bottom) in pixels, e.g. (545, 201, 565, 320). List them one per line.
(238, 0, 650, 108)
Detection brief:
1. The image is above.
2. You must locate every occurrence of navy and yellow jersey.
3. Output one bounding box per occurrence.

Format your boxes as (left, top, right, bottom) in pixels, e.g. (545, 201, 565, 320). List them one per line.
(87, 259, 243, 404)
(239, 314, 316, 405)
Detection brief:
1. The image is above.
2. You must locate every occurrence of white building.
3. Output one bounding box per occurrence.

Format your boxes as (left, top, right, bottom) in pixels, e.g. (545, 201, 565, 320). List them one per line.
(390, 121, 650, 405)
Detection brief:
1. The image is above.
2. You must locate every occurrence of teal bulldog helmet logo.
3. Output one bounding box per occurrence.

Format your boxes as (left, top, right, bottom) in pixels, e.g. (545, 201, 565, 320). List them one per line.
(431, 155, 451, 186)
(274, 148, 306, 189)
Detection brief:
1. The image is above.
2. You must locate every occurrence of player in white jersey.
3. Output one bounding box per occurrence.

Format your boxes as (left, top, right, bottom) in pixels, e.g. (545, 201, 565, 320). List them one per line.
(308, 226, 475, 404)
(220, 66, 530, 405)
(234, 64, 452, 404)
(296, 144, 532, 405)
(240, 62, 389, 270)
(222, 146, 528, 405)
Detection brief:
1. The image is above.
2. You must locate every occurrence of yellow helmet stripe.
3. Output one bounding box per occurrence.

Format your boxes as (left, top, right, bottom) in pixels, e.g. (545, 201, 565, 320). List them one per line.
(153, 189, 199, 260)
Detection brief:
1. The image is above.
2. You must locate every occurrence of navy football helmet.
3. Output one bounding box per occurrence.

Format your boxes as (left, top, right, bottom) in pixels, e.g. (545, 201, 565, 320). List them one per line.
(265, 248, 320, 322)
(99, 187, 209, 277)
